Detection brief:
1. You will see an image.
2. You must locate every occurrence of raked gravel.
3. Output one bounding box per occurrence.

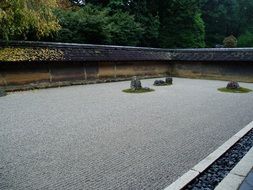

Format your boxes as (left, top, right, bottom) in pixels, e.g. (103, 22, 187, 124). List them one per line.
(0, 78, 253, 190)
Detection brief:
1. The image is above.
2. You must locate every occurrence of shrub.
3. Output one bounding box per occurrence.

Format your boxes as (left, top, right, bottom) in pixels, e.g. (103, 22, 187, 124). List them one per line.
(223, 35, 237, 48)
(238, 31, 253, 47)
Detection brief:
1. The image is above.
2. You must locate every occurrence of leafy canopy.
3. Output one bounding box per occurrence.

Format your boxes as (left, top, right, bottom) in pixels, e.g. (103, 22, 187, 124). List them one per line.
(0, 0, 60, 40)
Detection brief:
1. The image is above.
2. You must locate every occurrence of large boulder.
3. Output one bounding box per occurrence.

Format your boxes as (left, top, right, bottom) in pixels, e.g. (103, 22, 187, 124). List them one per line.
(130, 76, 142, 90)
(154, 80, 166, 86)
(226, 81, 240, 89)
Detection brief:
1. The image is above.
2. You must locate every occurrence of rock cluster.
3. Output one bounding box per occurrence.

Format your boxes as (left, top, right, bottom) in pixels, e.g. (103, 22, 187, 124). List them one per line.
(153, 77, 173, 86)
(226, 81, 240, 89)
(130, 76, 142, 90)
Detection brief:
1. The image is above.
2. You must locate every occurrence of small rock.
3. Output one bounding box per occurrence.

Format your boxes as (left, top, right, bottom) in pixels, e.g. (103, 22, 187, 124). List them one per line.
(228, 161, 234, 166)
(154, 80, 166, 86)
(226, 81, 240, 89)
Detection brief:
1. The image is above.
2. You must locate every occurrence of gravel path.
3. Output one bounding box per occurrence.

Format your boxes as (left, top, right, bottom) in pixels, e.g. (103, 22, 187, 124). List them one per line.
(0, 78, 253, 190)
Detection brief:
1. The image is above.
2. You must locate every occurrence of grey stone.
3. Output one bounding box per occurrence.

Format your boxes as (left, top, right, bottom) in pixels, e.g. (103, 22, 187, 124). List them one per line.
(165, 77, 173, 84)
(130, 76, 142, 90)
(153, 77, 173, 86)
(227, 81, 240, 89)
(154, 80, 166, 86)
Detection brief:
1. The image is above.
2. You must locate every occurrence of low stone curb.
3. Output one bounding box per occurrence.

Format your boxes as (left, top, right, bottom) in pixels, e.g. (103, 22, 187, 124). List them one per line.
(164, 121, 253, 190)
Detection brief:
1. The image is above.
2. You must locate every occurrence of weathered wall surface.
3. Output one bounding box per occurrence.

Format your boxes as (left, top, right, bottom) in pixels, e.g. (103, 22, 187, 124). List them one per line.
(171, 61, 253, 83)
(0, 61, 171, 91)
(0, 41, 252, 91)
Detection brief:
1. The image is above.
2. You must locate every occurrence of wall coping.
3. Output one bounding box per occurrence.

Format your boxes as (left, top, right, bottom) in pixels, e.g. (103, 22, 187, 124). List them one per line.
(1, 41, 253, 62)
(2, 40, 253, 52)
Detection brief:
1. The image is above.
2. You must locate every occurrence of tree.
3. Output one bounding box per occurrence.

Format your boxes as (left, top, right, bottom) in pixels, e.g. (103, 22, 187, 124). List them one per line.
(0, 0, 60, 41)
(157, 0, 205, 48)
(55, 4, 110, 44)
(237, 0, 253, 37)
(238, 31, 253, 47)
(200, 0, 240, 47)
(106, 11, 143, 46)
(124, 0, 160, 47)
(55, 4, 143, 45)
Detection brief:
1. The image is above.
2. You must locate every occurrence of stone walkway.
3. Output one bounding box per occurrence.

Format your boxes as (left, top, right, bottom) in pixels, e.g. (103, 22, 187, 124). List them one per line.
(0, 78, 253, 190)
(239, 169, 253, 190)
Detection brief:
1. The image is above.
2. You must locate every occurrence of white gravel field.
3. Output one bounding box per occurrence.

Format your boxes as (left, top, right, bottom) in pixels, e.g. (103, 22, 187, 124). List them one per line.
(0, 78, 253, 190)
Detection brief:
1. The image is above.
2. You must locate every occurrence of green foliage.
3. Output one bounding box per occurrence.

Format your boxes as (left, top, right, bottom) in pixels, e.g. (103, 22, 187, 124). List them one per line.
(238, 31, 253, 47)
(122, 88, 154, 93)
(201, 0, 253, 47)
(55, 5, 110, 44)
(223, 35, 237, 48)
(153, 83, 172, 86)
(55, 4, 143, 46)
(124, 0, 160, 47)
(0, 0, 207, 48)
(237, 0, 253, 36)
(158, 0, 205, 48)
(0, 0, 60, 41)
(106, 11, 143, 46)
(54, 0, 205, 48)
(4, 0, 253, 48)
(107, 0, 126, 11)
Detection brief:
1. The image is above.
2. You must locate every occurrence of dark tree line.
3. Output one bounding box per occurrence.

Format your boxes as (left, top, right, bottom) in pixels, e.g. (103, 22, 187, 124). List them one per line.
(1, 0, 253, 47)
(54, 0, 205, 48)
(201, 0, 253, 47)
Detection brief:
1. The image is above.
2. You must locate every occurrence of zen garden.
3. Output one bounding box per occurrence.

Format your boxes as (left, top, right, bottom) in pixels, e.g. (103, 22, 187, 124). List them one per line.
(0, 1, 253, 190)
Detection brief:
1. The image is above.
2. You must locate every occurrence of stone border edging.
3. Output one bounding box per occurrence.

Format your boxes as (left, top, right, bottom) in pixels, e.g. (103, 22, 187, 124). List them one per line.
(164, 121, 253, 190)
(214, 145, 253, 189)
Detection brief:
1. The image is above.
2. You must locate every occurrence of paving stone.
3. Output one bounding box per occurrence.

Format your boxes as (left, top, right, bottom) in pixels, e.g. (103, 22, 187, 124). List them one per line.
(239, 181, 253, 190)
(245, 172, 253, 186)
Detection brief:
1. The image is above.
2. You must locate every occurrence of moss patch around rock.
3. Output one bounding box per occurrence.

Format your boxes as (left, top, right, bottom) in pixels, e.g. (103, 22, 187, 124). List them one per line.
(122, 88, 154, 93)
(218, 87, 252, 93)
(153, 83, 172, 86)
